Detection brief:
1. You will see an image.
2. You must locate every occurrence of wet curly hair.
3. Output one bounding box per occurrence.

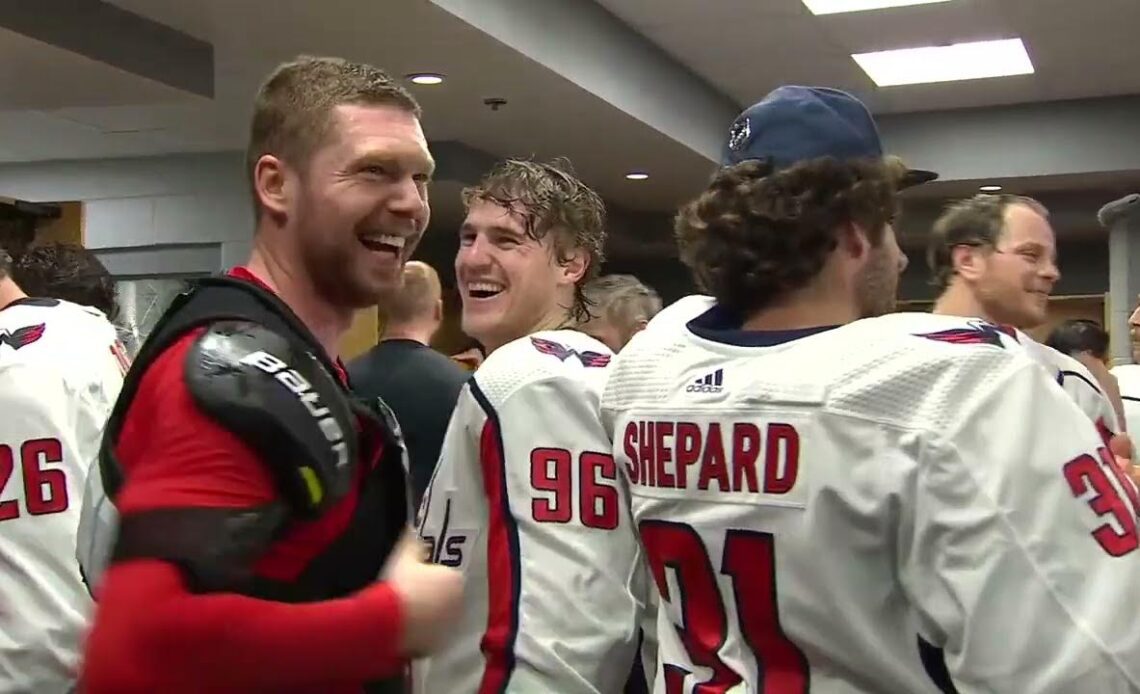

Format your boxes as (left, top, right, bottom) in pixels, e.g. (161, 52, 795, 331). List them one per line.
(675, 156, 902, 316)
(11, 243, 118, 320)
(462, 158, 606, 323)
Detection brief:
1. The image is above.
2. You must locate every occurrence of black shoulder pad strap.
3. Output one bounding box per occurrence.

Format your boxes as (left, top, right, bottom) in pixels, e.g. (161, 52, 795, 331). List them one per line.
(99, 276, 346, 502)
(184, 320, 357, 516)
(113, 504, 288, 593)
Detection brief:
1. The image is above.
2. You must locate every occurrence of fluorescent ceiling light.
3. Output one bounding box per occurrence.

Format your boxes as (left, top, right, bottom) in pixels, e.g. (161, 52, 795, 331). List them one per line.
(802, 0, 950, 15)
(853, 38, 1034, 87)
(979, 184, 1003, 192)
(625, 172, 649, 181)
(407, 73, 445, 85)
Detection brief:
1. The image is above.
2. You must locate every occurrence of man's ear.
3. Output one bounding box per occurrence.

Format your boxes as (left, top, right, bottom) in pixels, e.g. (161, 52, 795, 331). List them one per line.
(838, 222, 871, 260)
(559, 247, 589, 286)
(951, 244, 985, 282)
(253, 154, 291, 220)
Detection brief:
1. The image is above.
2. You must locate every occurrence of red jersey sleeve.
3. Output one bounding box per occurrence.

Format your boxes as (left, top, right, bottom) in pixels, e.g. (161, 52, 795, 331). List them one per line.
(113, 331, 277, 512)
(82, 331, 407, 693)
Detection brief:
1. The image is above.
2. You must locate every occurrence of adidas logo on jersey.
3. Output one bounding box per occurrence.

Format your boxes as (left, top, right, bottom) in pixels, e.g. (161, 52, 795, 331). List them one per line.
(686, 368, 724, 393)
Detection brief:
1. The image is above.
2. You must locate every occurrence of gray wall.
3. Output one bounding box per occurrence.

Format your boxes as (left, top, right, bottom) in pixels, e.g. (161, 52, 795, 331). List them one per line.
(0, 152, 253, 273)
(0, 152, 1116, 305)
(879, 95, 1140, 182)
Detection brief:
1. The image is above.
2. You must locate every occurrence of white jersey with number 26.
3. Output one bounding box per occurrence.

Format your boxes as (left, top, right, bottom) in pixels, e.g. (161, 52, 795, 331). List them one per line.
(602, 298, 1140, 694)
(0, 298, 125, 692)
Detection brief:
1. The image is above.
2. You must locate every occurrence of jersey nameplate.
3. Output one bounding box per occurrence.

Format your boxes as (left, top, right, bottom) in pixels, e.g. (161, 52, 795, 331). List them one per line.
(618, 414, 809, 508)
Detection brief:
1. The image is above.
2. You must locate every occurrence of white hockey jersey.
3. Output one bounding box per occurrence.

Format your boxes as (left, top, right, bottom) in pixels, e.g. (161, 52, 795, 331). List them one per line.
(652, 298, 1119, 432)
(1012, 328, 1120, 432)
(1111, 364, 1140, 435)
(0, 298, 125, 692)
(414, 330, 647, 694)
(602, 299, 1140, 694)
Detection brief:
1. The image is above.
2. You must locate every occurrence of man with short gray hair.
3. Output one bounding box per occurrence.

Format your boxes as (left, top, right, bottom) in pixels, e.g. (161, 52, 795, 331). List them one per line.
(579, 274, 662, 352)
(929, 193, 1123, 430)
(928, 193, 1055, 328)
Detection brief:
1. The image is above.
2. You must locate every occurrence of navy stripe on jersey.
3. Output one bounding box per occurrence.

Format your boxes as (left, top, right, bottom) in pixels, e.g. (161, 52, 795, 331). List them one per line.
(471, 379, 522, 694)
(416, 383, 476, 528)
(1, 297, 60, 311)
(917, 635, 960, 694)
(687, 304, 839, 347)
(1059, 368, 1103, 396)
(623, 629, 649, 694)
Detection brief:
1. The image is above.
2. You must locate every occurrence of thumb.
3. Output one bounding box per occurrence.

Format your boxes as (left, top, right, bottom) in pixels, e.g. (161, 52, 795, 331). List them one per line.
(1110, 433, 1133, 469)
(396, 527, 429, 562)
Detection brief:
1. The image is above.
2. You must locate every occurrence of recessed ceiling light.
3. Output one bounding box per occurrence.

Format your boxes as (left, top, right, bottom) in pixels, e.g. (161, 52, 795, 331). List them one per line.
(852, 38, 1034, 87)
(625, 172, 649, 181)
(802, 0, 950, 15)
(407, 73, 445, 86)
(979, 185, 1003, 192)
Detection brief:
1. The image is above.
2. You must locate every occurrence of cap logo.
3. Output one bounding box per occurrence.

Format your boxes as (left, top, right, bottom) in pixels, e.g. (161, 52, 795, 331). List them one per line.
(727, 117, 751, 152)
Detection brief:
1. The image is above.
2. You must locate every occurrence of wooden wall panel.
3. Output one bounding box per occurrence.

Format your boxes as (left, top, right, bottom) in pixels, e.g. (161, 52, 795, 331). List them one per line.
(1023, 294, 1107, 343)
(339, 306, 380, 361)
(35, 201, 84, 246)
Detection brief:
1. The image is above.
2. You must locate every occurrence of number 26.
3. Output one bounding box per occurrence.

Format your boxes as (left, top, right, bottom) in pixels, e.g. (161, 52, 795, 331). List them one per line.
(0, 438, 68, 521)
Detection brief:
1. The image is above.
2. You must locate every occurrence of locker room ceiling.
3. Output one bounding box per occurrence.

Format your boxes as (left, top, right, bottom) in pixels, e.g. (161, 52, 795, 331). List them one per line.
(0, 0, 1137, 243)
(595, 0, 1140, 114)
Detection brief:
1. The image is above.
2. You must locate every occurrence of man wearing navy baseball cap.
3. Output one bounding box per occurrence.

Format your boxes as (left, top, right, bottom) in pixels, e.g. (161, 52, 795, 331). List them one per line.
(600, 85, 1140, 692)
(722, 85, 937, 185)
(669, 83, 931, 324)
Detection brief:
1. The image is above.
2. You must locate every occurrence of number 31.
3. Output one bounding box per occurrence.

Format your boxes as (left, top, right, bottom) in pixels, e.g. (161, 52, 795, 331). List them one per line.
(640, 521, 809, 694)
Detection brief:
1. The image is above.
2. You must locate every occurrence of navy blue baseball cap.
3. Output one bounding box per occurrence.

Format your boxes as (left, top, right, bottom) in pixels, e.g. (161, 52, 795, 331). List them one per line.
(721, 85, 938, 189)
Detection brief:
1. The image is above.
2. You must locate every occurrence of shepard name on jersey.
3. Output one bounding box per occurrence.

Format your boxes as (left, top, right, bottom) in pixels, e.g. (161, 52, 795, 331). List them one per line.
(601, 297, 1140, 693)
(620, 417, 804, 505)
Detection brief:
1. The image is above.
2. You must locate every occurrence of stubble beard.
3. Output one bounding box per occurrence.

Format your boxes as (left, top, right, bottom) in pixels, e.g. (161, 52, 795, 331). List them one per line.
(856, 250, 899, 320)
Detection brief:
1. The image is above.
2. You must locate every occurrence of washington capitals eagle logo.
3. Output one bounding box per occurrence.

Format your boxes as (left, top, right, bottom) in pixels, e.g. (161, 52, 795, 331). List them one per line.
(530, 337, 611, 368)
(0, 323, 46, 351)
(727, 116, 751, 152)
(916, 321, 1017, 348)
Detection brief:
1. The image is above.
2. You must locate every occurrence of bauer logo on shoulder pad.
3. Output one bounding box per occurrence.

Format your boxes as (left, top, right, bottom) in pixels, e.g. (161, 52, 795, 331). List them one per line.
(240, 350, 350, 469)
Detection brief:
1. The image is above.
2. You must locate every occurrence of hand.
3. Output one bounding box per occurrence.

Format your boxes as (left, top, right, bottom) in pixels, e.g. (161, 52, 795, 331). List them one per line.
(1073, 352, 1127, 432)
(450, 348, 484, 371)
(383, 528, 464, 657)
(1109, 433, 1140, 487)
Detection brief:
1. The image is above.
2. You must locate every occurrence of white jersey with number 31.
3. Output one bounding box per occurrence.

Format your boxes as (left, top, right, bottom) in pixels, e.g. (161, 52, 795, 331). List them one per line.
(602, 298, 1140, 694)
